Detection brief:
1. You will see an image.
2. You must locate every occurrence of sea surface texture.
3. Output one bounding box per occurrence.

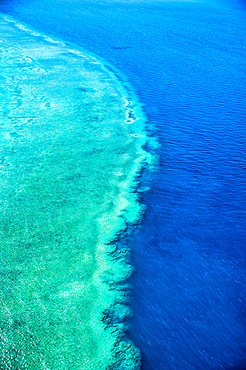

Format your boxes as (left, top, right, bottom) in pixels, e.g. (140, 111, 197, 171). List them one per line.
(0, 14, 148, 369)
(0, 0, 246, 369)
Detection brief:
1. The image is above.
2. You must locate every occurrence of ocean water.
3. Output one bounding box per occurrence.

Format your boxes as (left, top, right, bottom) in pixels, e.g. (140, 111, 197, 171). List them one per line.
(0, 0, 246, 369)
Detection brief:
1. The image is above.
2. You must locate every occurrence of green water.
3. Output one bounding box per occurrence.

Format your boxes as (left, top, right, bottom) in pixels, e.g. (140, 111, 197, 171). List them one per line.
(0, 15, 148, 369)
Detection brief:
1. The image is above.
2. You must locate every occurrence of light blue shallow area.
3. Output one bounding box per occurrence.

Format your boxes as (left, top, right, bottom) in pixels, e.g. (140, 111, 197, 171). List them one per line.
(1, 0, 246, 368)
(0, 13, 148, 369)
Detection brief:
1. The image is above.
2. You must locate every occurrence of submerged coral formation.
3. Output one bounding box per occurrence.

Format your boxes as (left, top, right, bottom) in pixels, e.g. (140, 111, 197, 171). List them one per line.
(0, 14, 148, 369)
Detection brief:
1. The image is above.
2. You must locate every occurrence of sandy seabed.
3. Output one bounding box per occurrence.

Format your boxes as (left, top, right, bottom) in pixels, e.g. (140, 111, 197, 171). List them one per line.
(0, 14, 149, 369)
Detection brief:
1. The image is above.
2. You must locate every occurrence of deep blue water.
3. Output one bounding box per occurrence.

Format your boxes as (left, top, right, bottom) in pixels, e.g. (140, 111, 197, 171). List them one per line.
(1, 0, 246, 368)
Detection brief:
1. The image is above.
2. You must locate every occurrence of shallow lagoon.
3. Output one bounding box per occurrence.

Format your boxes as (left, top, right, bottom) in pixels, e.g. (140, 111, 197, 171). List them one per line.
(0, 15, 148, 368)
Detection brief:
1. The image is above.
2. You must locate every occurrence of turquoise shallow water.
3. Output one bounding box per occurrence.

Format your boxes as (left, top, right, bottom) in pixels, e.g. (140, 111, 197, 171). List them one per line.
(0, 14, 149, 368)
